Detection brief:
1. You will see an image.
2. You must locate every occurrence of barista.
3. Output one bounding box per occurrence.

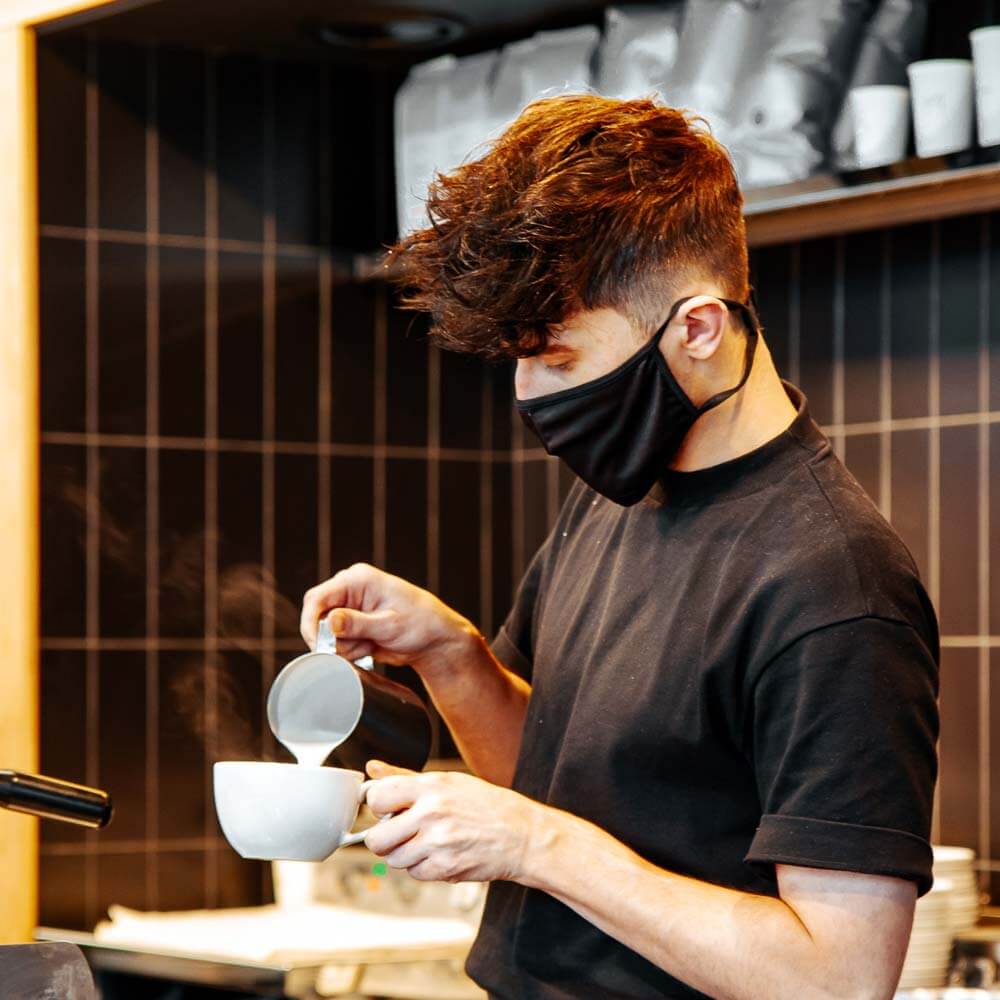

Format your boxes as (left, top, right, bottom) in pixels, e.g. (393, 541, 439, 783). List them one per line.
(300, 94, 938, 1000)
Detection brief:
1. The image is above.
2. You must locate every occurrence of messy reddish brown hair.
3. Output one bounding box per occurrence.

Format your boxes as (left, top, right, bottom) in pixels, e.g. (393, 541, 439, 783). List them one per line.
(389, 93, 750, 361)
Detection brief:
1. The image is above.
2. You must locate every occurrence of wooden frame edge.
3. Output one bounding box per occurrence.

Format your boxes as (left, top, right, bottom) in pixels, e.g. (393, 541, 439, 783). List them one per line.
(0, 22, 41, 945)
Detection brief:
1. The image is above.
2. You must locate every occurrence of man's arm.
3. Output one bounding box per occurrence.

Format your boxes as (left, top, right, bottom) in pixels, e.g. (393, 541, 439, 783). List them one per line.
(525, 804, 915, 1000)
(417, 633, 530, 786)
(300, 563, 530, 785)
(363, 769, 916, 1000)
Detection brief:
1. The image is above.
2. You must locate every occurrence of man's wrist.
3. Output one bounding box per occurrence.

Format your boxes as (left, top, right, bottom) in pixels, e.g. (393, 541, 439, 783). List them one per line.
(517, 800, 586, 892)
(411, 622, 491, 685)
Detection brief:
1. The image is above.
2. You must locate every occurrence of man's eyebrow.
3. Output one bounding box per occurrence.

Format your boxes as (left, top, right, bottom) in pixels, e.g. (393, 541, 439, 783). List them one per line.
(540, 341, 576, 358)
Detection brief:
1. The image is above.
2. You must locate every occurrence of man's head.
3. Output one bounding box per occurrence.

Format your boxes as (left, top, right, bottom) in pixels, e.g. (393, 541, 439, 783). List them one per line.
(390, 92, 751, 380)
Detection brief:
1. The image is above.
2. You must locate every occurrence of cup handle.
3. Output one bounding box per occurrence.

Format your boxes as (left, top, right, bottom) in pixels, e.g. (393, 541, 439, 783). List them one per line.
(337, 779, 391, 848)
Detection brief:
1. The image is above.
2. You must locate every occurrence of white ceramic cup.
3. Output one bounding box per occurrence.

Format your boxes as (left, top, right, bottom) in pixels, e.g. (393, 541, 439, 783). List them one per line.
(971, 26, 1000, 146)
(848, 85, 910, 167)
(214, 762, 375, 862)
(907, 58, 974, 157)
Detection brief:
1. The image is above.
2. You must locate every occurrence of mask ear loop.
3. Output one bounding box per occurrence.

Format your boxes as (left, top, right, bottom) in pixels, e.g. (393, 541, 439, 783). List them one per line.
(650, 295, 697, 346)
(693, 295, 760, 415)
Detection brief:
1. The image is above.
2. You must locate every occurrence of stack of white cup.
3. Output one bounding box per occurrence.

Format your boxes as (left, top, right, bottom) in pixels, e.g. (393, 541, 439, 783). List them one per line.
(971, 26, 1000, 147)
(846, 25, 1000, 168)
(906, 59, 974, 158)
(848, 84, 911, 168)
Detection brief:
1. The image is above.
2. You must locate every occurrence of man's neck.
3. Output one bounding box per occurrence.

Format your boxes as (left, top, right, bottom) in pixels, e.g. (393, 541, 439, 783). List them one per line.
(669, 341, 798, 472)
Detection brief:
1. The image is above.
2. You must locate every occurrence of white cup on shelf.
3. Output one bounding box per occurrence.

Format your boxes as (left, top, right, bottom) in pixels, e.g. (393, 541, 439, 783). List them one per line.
(906, 58, 974, 157)
(971, 26, 1000, 146)
(848, 85, 910, 168)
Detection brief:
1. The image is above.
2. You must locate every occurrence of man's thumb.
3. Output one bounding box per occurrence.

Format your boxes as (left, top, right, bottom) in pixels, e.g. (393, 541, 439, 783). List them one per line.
(366, 759, 416, 778)
(326, 607, 392, 641)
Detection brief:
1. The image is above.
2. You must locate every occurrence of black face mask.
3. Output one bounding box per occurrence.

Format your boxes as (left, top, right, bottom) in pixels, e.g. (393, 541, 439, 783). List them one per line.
(515, 295, 760, 507)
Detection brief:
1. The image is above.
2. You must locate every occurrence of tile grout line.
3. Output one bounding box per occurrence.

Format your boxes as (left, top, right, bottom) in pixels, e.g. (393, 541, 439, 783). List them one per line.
(41, 637, 330, 651)
(831, 236, 846, 461)
(426, 344, 441, 758)
(38, 222, 337, 260)
(943, 636, 1000, 648)
(144, 43, 161, 913)
(929, 220, 942, 846)
(317, 63, 332, 582)
(373, 284, 387, 567)
(545, 458, 560, 530)
(203, 51, 220, 909)
(879, 229, 893, 521)
(427, 345, 441, 596)
(788, 243, 801, 386)
(40, 410, 1000, 452)
(39, 631, 1000, 650)
(38, 429, 519, 460)
(373, 69, 388, 570)
(84, 35, 100, 931)
(511, 391, 525, 586)
(42, 837, 235, 858)
(479, 368, 494, 637)
(979, 212, 991, 879)
(929, 221, 942, 613)
(261, 59, 278, 828)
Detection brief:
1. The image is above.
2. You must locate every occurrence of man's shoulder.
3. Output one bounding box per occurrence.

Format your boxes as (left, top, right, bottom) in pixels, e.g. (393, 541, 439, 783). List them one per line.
(738, 448, 936, 648)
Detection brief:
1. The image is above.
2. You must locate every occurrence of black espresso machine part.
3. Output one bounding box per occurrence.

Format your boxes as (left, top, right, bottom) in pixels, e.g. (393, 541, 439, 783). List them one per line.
(0, 770, 112, 828)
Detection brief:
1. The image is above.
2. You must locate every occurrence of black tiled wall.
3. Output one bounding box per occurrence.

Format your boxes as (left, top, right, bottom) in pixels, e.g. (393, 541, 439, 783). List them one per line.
(36, 38, 517, 929)
(37, 3, 1000, 932)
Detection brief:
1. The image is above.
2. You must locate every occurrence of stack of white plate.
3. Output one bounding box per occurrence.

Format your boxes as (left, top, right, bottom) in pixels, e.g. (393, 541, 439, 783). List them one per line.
(896, 991, 1000, 998)
(898, 878, 956, 990)
(933, 846, 981, 934)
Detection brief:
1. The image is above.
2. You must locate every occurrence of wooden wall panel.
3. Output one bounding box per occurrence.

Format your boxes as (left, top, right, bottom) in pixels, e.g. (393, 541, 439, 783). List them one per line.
(0, 24, 40, 944)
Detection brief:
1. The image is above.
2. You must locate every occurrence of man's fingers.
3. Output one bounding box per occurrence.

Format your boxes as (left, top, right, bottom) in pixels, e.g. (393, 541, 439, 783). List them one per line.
(299, 563, 379, 647)
(365, 775, 424, 816)
(366, 759, 417, 778)
(384, 836, 431, 872)
(333, 638, 376, 662)
(364, 807, 422, 856)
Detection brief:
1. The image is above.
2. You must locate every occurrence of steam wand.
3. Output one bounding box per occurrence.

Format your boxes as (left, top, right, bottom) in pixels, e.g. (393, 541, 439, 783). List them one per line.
(0, 770, 112, 829)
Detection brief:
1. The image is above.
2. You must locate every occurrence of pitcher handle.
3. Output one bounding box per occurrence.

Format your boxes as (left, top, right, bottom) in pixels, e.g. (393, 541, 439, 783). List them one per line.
(316, 617, 374, 671)
(316, 616, 337, 654)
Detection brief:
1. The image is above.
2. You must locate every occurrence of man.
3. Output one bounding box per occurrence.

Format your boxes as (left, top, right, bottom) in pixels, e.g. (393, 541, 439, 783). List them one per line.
(300, 95, 939, 999)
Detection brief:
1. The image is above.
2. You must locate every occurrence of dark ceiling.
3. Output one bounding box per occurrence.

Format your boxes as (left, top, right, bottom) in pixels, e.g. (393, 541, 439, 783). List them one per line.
(40, 0, 607, 66)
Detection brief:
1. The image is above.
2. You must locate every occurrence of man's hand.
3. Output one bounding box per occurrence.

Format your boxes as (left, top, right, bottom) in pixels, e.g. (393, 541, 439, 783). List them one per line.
(361, 760, 545, 883)
(300, 563, 482, 677)
(301, 563, 531, 787)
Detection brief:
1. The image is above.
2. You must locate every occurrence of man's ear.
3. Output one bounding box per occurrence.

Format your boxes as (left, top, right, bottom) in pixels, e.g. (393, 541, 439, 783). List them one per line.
(674, 297, 729, 361)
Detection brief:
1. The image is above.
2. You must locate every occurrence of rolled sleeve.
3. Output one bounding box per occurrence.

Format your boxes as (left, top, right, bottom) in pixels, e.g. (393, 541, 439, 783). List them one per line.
(491, 623, 533, 681)
(746, 815, 934, 896)
(744, 616, 939, 896)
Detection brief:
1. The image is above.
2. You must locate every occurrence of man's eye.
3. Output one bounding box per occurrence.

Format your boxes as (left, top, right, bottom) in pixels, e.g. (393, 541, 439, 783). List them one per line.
(546, 359, 573, 372)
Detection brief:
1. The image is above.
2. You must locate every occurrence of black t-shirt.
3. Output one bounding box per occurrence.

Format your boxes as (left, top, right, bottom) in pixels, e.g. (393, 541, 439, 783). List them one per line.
(464, 382, 940, 1000)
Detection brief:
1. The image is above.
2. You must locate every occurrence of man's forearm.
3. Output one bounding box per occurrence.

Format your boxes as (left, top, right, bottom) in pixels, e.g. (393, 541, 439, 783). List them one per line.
(520, 808, 890, 1000)
(418, 633, 531, 786)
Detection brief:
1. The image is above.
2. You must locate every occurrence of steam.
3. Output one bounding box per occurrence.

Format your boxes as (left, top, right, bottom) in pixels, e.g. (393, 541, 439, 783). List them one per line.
(218, 563, 301, 646)
(45, 465, 306, 763)
(169, 650, 273, 763)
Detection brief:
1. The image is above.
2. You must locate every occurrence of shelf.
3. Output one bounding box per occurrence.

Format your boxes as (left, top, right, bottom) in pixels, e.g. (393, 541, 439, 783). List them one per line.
(743, 154, 1000, 247)
(352, 156, 1000, 278)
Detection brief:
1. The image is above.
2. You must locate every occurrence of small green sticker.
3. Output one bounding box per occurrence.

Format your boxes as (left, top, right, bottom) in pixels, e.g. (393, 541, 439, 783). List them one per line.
(372, 862, 388, 876)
